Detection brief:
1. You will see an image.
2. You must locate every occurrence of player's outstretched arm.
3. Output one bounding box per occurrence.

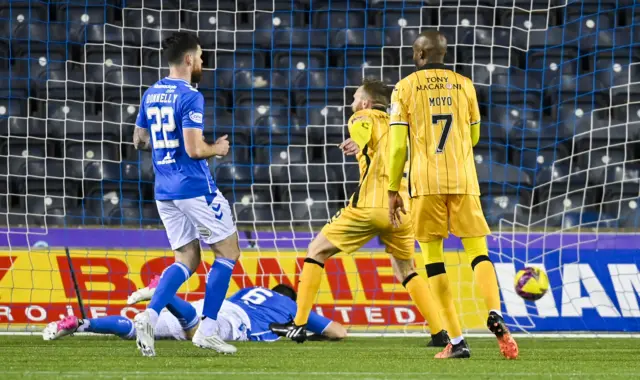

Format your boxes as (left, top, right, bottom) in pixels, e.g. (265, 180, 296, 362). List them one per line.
(133, 127, 151, 151)
(183, 128, 230, 159)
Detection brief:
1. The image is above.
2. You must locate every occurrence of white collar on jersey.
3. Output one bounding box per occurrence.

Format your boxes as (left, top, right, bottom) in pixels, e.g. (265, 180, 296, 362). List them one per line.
(164, 77, 191, 85)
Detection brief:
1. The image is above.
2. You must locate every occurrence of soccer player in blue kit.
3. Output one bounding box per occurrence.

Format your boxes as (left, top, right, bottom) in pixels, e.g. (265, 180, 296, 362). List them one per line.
(131, 32, 239, 356)
(43, 280, 347, 343)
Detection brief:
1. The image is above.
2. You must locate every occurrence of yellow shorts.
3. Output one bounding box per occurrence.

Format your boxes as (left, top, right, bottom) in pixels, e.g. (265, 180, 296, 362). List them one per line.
(321, 206, 414, 260)
(411, 195, 490, 242)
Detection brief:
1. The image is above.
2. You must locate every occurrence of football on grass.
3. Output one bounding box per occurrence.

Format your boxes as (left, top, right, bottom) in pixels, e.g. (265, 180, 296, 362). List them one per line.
(514, 267, 549, 301)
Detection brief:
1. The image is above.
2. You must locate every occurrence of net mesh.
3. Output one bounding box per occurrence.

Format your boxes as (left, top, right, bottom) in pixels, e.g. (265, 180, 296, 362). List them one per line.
(0, 0, 639, 333)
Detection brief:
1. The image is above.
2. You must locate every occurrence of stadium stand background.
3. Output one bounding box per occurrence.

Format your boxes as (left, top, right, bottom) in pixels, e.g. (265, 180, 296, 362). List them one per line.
(0, 0, 639, 232)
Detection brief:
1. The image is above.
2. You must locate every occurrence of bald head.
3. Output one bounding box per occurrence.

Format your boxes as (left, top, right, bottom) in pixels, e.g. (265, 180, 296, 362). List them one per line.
(412, 30, 447, 68)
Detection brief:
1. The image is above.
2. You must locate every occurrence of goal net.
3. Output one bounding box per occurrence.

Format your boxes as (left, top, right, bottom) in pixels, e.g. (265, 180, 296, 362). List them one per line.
(0, 0, 638, 334)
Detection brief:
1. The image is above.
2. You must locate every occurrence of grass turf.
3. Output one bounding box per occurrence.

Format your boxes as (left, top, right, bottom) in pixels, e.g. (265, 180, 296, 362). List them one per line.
(0, 336, 638, 379)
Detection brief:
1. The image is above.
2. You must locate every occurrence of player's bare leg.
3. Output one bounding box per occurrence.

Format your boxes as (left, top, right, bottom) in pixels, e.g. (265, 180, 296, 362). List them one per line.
(135, 239, 202, 357)
(462, 236, 518, 359)
(270, 233, 340, 343)
(192, 233, 240, 354)
(391, 257, 454, 351)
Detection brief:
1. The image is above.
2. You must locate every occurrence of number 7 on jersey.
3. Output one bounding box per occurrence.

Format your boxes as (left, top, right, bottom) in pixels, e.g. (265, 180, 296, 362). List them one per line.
(433, 114, 453, 154)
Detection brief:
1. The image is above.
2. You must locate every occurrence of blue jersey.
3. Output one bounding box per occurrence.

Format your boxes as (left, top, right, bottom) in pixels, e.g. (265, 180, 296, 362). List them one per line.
(228, 287, 332, 342)
(135, 77, 216, 200)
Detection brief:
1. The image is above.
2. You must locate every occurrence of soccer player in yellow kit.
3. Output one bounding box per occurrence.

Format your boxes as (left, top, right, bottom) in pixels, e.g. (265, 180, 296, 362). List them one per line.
(387, 30, 519, 359)
(270, 79, 449, 349)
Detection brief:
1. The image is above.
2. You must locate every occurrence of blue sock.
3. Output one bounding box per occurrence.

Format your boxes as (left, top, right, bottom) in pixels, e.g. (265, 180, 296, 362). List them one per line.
(148, 262, 192, 315)
(167, 296, 199, 330)
(202, 258, 236, 320)
(84, 316, 133, 338)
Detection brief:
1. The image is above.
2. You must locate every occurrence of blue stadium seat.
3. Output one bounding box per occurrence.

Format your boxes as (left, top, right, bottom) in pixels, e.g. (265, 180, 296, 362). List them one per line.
(215, 165, 252, 185)
(563, 2, 618, 32)
(123, 0, 179, 9)
(602, 163, 640, 203)
(489, 72, 543, 108)
(254, 146, 308, 168)
(534, 164, 590, 205)
(294, 69, 359, 106)
(0, 98, 27, 138)
(11, 22, 64, 59)
(57, 4, 110, 25)
(375, 7, 430, 29)
(476, 162, 530, 195)
(502, 9, 552, 30)
(102, 67, 143, 104)
(4, 139, 52, 177)
(312, 8, 367, 47)
(613, 201, 640, 228)
(273, 28, 327, 49)
(332, 29, 383, 49)
(230, 187, 279, 225)
(300, 0, 366, 9)
(0, 1, 48, 35)
(123, 8, 180, 29)
(481, 192, 532, 226)
(255, 115, 306, 145)
(547, 74, 607, 106)
(214, 50, 267, 70)
(23, 195, 74, 227)
(588, 27, 640, 60)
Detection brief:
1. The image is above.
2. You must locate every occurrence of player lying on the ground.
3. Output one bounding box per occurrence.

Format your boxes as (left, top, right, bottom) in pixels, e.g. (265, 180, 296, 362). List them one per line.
(43, 277, 346, 342)
(270, 78, 450, 351)
(387, 30, 518, 359)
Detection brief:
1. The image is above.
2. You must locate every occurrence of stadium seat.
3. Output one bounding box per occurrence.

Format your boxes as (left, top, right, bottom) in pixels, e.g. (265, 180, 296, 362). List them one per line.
(563, 2, 618, 32)
(534, 164, 591, 207)
(476, 162, 530, 195)
(123, 8, 180, 29)
(375, 7, 430, 29)
(123, 0, 179, 9)
(255, 115, 306, 145)
(4, 139, 53, 178)
(254, 145, 308, 166)
(57, 4, 109, 25)
(489, 72, 543, 107)
(215, 165, 253, 186)
(23, 195, 71, 227)
(102, 67, 144, 104)
(231, 186, 280, 225)
(481, 191, 533, 226)
(0, 1, 48, 38)
(0, 99, 28, 138)
(313, 7, 367, 47)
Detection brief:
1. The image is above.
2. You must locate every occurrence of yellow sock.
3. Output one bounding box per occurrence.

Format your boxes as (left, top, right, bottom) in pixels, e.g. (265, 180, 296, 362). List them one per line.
(462, 236, 501, 313)
(419, 240, 463, 339)
(404, 273, 444, 334)
(294, 258, 324, 326)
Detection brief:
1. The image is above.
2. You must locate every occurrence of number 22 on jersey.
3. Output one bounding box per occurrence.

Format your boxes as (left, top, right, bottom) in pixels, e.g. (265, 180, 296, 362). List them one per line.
(147, 106, 179, 149)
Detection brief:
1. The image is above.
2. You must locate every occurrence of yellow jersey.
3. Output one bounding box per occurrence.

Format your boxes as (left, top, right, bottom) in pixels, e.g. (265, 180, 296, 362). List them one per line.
(347, 107, 409, 208)
(389, 63, 481, 196)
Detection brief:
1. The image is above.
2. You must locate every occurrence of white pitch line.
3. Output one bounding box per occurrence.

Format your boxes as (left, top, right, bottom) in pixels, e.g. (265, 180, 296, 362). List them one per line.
(2, 332, 640, 338)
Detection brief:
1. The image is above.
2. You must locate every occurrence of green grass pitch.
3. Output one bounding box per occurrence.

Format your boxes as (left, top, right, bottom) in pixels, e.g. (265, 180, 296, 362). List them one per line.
(1, 336, 638, 379)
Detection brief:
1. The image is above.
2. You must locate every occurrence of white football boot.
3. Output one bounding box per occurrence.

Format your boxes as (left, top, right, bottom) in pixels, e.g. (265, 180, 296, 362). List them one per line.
(192, 328, 237, 355)
(134, 310, 156, 357)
